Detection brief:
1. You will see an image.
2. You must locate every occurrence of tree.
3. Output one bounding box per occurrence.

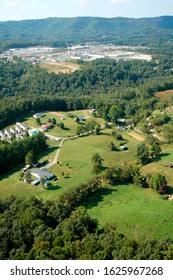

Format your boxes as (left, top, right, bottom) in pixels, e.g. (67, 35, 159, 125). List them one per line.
(75, 116, 80, 123)
(51, 118, 57, 126)
(25, 150, 36, 166)
(91, 153, 103, 174)
(135, 142, 150, 165)
(36, 118, 41, 125)
(151, 141, 162, 157)
(109, 142, 116, 151)
(152, 173, 167, 193)
(95, 124, 101, 135)
(40, 177, 46, 187)
(24, 169, 32, 182)
(59, 123, 65, 129)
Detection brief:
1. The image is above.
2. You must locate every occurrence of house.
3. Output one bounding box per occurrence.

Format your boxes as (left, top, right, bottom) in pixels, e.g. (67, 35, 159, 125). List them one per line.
(10, 127, 17, 134)
(22, 165, 30, 172)
(79, 116, 84, 121)
(30, 168, 54, 180)
(40, 122, 53, 131)
(118, 126, 126, 132)
(16, 122, 28, 131)
(0, 130, 6, 139)
(4, 129, 12, 138)
(15, 125, 22, 133)
(33, 113, 45, 119)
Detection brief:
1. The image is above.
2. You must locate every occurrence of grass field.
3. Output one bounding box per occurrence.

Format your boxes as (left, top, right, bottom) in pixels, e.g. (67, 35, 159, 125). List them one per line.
(87, 184, 173, 241)
(39, 61, 80, 74)
(24, 110, 106, 138)
(0, 131, 138, 201)
(156, 89, 173, 100)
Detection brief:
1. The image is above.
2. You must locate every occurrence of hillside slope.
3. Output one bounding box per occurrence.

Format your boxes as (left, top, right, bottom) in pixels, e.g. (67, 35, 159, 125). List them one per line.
(0, 16, 173, 49)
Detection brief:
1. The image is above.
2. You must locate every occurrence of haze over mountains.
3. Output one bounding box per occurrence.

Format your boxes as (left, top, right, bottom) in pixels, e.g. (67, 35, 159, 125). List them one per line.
(0, 16, 173, 50)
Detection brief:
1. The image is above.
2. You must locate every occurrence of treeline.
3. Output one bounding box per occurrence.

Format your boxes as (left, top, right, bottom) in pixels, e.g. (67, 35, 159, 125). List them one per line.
(1, 58, 173, 129)
(0, 194, 172, 260)
(0, 132, 47, 175)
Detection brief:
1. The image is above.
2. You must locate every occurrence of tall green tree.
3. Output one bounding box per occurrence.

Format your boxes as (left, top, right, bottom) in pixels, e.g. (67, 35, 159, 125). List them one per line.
(91, 153, 103, 174)
(25, 150, 36, 166)
(135, 142, 150, 165)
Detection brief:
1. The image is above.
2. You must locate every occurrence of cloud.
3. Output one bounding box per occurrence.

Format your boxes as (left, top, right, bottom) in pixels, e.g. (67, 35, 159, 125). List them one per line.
(5, 1, 47, 10)
(110, 0, 132, 4)
(5, 1, 19, 7)
(67, 0, 90, 7)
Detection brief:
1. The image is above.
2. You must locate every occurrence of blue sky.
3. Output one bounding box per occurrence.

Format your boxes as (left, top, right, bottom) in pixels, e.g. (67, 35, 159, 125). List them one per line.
(0, 0, 173, 21)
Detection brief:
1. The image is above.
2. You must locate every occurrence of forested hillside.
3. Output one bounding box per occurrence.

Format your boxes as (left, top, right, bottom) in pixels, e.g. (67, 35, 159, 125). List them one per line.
(0, 57, 173, 129)
(0, 16, 173, 50)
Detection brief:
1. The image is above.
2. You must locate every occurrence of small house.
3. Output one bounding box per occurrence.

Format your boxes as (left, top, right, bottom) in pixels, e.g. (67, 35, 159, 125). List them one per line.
(33, 113, 45, 119)
(4, 129, 12, 138)
(10, 127, 17, 134)
(0, 130, 6, 139)
(118, 126, 126, 132)
(40, 122, 53, 131)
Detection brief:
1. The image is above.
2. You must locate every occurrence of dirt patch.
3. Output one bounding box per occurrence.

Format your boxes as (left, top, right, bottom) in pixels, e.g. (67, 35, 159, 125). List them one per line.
(49, 112, 65, 117)
(156, 90, 173, 100)
(128, 131, 145, 141)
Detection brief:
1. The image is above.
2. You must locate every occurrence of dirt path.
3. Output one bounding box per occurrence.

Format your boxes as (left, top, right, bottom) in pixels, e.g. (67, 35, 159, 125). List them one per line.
(128, 131, 145, 141)
(49, 112, 65, 117)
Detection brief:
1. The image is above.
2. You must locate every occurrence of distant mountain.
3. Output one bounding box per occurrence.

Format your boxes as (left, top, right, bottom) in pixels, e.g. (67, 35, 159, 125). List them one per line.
(0, 16, 173, 50)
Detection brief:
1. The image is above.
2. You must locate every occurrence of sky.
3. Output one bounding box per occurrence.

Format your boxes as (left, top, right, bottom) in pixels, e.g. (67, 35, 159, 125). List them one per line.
(0, 0, 173, 21)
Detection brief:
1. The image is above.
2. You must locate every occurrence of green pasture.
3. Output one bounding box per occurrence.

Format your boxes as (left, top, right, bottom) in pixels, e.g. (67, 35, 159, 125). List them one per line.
(87, 184, 173, 241)
(23, 110, 105, 138)
(0, 131, 139, 201)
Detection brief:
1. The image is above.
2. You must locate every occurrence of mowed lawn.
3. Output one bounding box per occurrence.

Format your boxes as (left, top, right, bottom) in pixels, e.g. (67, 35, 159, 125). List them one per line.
(87, 184, 173, 241)
(23, 110, 105, 138)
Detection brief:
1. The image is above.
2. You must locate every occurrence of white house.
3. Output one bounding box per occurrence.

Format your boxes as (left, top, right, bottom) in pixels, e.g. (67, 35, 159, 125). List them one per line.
(33, 113, 45, 119)
(0, 130, 6, 139)
(4, 129, 12, 138)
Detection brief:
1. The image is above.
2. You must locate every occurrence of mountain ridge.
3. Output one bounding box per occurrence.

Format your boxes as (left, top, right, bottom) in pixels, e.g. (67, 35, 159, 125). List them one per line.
(0, 16, 173, 50)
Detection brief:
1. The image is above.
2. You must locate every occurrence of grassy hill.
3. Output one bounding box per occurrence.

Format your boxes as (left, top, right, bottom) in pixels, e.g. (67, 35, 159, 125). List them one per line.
(0, 16, 173, 50)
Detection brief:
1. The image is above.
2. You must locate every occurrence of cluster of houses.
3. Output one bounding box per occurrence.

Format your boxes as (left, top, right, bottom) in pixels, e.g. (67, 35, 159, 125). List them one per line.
(0, 122, 28, 141)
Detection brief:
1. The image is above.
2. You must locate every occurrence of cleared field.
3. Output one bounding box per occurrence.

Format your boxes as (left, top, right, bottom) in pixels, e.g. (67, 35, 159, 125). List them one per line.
(24, 110, 106, 138)
(156, 89, 173, 100)
(87, 184, 173, 241)
(39, 61, 80, 74)
(0, 131, 139, 201)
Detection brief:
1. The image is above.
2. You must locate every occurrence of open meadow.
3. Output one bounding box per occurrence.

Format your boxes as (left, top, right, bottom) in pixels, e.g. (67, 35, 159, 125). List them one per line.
(87, 184, 173, 241)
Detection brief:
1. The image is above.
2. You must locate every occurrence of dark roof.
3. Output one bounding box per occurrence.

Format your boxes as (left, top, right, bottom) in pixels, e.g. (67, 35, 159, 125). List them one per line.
(30, 168, 54, 179)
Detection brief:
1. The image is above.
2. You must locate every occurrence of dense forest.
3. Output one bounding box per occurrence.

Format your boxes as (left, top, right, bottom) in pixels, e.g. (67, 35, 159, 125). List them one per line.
(0, 55, 173, 129)
(0, 16, 173, 50)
